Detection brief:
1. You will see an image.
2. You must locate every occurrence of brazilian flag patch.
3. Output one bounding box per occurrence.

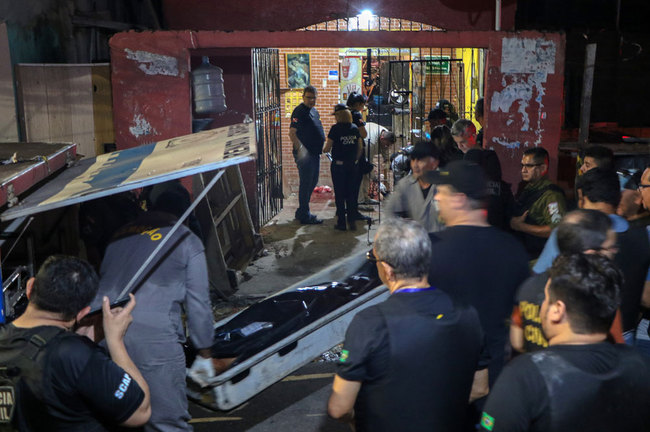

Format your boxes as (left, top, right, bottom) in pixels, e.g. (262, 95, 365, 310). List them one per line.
(339, 349, 349, 363)
(480, 412, 495, 431)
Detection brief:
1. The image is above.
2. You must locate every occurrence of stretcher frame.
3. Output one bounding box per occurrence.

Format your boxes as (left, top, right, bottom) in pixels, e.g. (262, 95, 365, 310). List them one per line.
(189, 250, 389, 410)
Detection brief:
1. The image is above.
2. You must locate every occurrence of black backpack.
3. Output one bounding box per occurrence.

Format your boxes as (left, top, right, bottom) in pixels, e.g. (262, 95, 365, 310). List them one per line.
(0, 326, 65, 431)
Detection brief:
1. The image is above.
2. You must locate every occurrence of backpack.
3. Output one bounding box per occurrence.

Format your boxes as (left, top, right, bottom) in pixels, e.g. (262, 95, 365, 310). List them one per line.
(0, 326, 65, 431)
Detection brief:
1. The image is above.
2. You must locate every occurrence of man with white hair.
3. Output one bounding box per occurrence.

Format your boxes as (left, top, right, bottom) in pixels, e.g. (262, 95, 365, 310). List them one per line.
(328, 218, 483, 431)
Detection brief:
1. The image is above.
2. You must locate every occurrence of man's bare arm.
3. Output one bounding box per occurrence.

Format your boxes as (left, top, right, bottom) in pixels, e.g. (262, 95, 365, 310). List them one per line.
(469, 368, 489, 402)
(510, 211, 552, 238)
(328, 375, 361, 423)
(289, 128, 301, 151)
(102, 295, 152, 427)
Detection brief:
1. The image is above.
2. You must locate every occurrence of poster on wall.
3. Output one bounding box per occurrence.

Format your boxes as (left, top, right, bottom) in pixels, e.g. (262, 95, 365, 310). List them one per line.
(286, 53, 310, 89)
(340, 56, 362, 103)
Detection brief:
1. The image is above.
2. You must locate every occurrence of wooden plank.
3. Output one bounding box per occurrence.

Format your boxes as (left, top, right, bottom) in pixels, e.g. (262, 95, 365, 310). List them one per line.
(45, 66, 74, 146)
(0, 23, 18, 142)
(91, 64, 114, 156)
(16, 65, 50, 142)
(68, 65, 95, 158)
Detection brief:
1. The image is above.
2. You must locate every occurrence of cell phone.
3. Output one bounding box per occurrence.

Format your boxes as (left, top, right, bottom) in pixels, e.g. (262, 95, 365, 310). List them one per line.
(85, 297, 131, 318)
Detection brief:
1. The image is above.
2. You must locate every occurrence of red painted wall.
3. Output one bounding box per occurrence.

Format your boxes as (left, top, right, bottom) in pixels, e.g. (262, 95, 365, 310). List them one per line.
(161, 0, 517, 32)
(483, 31, 566, 189)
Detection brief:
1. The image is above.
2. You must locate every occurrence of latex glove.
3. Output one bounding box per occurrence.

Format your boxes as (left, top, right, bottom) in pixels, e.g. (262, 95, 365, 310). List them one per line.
(188, 355, 215, 388)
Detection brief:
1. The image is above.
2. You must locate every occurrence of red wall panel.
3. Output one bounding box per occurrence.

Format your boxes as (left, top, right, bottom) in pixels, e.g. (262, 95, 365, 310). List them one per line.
(484, 32, 565, 189)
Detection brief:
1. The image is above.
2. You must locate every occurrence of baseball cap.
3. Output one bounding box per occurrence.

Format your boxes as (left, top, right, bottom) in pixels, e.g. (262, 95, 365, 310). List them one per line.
(331, 103, 348, 114)
(427, 108, 447, 122)
(410, 141, 440, 160)
(422, 159, 488, 199)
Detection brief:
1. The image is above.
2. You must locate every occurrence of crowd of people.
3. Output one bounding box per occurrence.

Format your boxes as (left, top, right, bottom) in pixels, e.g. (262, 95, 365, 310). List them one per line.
(288, 91, 650, 430)
(1, 86, 650, 432)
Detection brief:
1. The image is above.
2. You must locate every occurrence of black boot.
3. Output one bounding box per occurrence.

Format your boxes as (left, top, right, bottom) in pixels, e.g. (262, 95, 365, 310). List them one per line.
(347, 218, 357, 231)
(335, 217, 347, 231)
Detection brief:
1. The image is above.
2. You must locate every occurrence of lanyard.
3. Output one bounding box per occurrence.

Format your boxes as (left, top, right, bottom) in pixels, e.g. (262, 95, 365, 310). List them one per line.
(395, 286, 437, 294)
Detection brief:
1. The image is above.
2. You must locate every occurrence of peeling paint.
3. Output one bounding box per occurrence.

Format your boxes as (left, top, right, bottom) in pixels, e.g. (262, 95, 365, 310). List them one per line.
(490, 37, 556, 147)
(501, 38, 556, 74)
(491, 136, 522, 149)
(125, 49, 179, 76)
(129, 114, 156, 138)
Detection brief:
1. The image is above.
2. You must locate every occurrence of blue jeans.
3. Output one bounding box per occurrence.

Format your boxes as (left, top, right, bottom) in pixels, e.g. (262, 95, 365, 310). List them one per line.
(294, 152, 320, 221)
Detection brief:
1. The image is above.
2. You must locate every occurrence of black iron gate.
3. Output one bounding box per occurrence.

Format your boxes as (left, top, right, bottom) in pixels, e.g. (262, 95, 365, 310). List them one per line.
(387, 56, 465, 145)
(252, 48, 283, 227)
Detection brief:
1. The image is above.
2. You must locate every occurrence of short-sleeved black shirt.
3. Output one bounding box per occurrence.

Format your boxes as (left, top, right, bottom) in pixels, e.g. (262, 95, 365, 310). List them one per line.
(0, 325, 144, 431)
(327, 123, 360, 162)
(338, 289, 483, 431)
(480, 343, 650, 432)
(290, 103, 325, 155)
(428, 226, 530, 385)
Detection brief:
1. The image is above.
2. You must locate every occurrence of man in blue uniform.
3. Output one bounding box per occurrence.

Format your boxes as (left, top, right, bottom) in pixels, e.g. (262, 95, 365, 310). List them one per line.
(289, 85, 326, 224)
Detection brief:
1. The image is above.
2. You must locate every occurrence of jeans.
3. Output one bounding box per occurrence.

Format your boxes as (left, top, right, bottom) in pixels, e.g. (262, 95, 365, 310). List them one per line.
(331, 161, 358, 221)
(294, 151, 320, 221)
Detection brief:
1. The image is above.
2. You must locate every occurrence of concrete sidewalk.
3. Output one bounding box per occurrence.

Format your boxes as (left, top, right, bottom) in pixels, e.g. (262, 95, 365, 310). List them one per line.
(233, 189, 381, 299)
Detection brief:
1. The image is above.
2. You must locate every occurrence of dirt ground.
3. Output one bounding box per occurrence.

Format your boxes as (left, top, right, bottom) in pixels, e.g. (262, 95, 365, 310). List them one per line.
(213, 190, 381, 319)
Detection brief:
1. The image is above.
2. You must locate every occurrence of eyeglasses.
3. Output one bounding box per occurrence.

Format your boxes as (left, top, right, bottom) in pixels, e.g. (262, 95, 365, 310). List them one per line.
(366, 250, 393, 268)
(521, 163, 543, 169)
(638, 184, 650, 190)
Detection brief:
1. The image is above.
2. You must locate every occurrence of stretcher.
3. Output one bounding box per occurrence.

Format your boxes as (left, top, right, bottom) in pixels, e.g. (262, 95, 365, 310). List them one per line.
(187, 249, 389, 411)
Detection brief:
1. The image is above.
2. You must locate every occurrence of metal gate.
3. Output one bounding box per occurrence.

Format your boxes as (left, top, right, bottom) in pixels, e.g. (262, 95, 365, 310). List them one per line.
(387, 55, 465, 146)
(252, 48, 283, 227)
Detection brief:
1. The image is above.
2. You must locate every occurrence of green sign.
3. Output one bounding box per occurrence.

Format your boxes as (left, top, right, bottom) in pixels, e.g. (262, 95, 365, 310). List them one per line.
(423, 55, 450, 75)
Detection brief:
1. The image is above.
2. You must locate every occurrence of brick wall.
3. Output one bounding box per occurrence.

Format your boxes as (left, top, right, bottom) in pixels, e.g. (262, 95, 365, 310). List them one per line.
(280, 47, 339, 194)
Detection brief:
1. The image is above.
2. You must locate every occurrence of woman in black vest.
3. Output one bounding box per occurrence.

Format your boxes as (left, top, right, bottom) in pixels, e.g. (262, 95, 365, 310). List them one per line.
(323, 104, 363, 231)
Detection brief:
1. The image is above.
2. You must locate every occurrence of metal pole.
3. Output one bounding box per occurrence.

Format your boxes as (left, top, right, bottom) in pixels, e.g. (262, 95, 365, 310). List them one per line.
(112, 170, 225, 304)
(495, 0, 502, 31)
(578, 44, 597, 150)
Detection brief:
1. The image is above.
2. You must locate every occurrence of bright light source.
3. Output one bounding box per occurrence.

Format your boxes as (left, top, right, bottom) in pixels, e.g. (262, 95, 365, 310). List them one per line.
(357, 9, 375, 30)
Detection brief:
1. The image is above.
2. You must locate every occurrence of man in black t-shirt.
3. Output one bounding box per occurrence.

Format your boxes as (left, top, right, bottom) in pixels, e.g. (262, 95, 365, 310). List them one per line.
(328, 219, 483, 431)
(289, 85, 326, 224)
(424, 160, 530, 388)
(481, 254, 650, 432)
(0, 256, 150, 431)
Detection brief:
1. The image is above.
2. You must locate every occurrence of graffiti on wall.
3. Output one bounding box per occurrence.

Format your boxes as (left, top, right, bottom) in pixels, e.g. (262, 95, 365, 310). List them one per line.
(490, 37, 556, 150)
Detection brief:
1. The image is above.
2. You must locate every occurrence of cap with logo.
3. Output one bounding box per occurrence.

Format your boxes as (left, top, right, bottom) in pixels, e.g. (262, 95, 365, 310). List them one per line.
(422, 159, 488, 200)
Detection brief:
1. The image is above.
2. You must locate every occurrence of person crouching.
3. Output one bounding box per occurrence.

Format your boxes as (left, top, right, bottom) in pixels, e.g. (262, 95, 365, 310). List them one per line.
(324, 104, 363, 231)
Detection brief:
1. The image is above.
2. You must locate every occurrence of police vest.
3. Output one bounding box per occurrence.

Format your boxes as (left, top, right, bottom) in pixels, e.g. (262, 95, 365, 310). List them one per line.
(532, 346, 650, 431)
(355, 296, 481, 432)
(0, 326, 66, 431)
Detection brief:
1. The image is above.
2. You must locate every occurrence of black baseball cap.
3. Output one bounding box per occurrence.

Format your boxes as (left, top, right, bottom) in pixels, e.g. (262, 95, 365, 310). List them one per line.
(422, 159, 488, 199)
(331, 103, 348, 114)
(410, 141, 440, 160)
